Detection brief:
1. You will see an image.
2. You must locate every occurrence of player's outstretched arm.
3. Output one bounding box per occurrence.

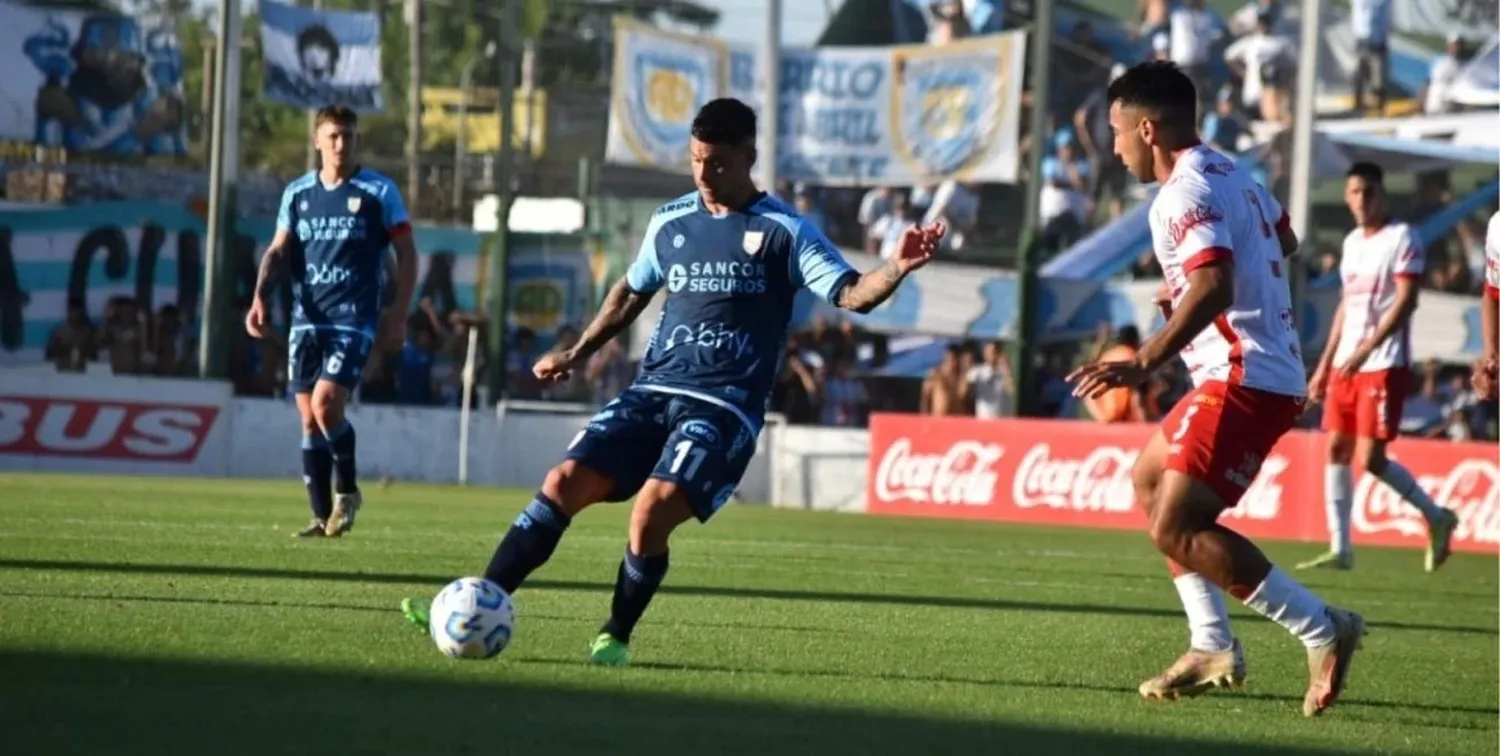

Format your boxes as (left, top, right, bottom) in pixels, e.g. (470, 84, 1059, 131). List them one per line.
(560, 277, 654, 366)
(1136, 262, 1235, 373)
(834, 223, 944, 314)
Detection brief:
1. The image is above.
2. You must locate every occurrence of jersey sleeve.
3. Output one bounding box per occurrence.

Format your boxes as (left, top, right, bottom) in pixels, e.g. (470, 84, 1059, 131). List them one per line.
(789, 219, 859, 304)
(1392, 225, 1425, 280)
(624, 224, 665, 293)
(379, 179, 412, 237)
(276, 183, 298, 231)
(1158, 180, 1234, 273)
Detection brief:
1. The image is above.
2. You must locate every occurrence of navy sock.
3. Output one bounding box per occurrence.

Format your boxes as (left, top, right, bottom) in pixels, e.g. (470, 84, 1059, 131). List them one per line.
(600, 548, 669, 645)
(325, 421, 358, 495)
(301, 434, 334, 521)
(484, 493, 572, 593)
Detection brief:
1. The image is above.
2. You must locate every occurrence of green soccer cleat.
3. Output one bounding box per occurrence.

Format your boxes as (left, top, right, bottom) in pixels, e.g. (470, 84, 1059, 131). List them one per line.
(588, 633, 629, 667)
(1425, 509, 1459, 573)
(1296, 551, 1354, 571)
(400, 597, 430, 633)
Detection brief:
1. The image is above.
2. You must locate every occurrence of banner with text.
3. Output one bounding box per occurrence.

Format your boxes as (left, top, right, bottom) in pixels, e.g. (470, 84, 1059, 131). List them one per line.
(259, 0, 384, 112)
(606, 19, 1027, 186)
(0, 201, 599, 366)
(868, 414, 1498, 554)
(0, 0, 187, 156)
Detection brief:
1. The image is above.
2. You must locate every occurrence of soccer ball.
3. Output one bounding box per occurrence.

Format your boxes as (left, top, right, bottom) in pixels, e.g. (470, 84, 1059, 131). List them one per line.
(428, 577, 516, 659)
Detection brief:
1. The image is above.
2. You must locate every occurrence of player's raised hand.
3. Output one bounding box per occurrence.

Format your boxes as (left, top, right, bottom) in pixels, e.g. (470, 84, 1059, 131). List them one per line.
(1473, 357, 1498, 401)
(1067, 358, 1152, 400)
(893, 222, 945, 274)
(533, 351, 575, 382)
(244, 298, 267, 339)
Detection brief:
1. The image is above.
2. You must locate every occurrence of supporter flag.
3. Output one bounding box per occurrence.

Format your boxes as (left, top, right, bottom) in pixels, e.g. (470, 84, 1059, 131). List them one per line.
(258, 0, 384, 112)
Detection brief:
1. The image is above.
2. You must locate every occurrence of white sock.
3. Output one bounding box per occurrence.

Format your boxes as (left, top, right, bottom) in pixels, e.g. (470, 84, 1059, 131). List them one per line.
(1243, 567, 1335, 648)
(1324, 464, 1353, 554)
(1173, 573, 1234, 652)
(1375, 461, 1446, 523)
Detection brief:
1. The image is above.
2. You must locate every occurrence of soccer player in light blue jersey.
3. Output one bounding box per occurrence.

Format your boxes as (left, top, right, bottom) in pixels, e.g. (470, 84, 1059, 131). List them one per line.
(246, 105, 418, 538)
(401, 98, 945, 665)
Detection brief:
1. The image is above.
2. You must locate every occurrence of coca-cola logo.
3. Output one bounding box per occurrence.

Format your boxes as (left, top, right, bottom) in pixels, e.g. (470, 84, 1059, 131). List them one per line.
(1352, 459, 1499, 544)
(873, 438, 1002, 506)
(1164, 205, 1224, 250)
(1221, 454, 1288, 520)
(1012, 444, 1136, 513)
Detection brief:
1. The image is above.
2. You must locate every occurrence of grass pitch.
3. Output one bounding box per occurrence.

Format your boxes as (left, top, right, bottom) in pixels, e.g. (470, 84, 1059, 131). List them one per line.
(1, 474, 1495, 755)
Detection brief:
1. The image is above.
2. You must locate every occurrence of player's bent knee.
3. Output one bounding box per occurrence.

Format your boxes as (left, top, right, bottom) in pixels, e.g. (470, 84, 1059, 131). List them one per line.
(1327, 433, 1354, 465)
(542, 460, 613, 517)
(628, 485, 695, 556)
(1354, 440, 1387, 474)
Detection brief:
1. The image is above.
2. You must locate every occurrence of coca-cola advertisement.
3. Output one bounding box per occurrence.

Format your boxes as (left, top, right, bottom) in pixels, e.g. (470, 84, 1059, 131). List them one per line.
(867, 414, 1497, 554)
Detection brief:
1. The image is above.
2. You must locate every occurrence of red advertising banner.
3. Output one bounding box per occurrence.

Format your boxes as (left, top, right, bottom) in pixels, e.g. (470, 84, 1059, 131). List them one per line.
(868, 414, 1498, 554)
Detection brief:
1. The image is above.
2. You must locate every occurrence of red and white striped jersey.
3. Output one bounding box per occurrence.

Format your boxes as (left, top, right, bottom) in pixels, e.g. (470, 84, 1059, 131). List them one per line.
(1333, 221, 1424, 371)
(1147, 144, 1306, 397)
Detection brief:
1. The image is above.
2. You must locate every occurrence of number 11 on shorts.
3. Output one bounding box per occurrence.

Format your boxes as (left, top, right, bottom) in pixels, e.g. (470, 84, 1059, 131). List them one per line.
(670, 440, 706, 480)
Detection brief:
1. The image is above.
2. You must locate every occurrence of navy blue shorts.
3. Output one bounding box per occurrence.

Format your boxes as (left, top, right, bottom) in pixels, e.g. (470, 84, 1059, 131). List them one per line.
(566, 387, 757, 522)
(287, 328, 372, 394)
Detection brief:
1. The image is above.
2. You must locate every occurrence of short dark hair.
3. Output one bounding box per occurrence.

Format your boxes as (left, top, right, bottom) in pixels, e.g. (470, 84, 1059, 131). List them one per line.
(690, 98, 757, 146)
(1106, 61, 1199, 132)
(1117, 325, 1142, 348)
(1346, 161, 1384, 186)
(315, 104, 357, 129)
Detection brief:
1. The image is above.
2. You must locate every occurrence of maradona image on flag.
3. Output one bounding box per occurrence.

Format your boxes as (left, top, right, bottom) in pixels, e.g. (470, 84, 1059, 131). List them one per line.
(258, 0, 383, 112)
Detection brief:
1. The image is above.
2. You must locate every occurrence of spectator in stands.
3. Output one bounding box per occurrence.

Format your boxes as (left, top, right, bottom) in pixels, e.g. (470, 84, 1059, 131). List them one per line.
(1136, 0, 1171, 39)
(819, 356, 869, 427)
(1168, 0, 1229, 115)
(858, 187, 894, 254)
(1400, 359, 1448, 436)
(45, 300, 96, 373)
(1438, 370, 1485, 441)
(793, 191, 829, 237)
(921, 344, 969, 416)
(545, 325, 592, 402)
(505, 327, 541, 399)
(585, 339, 632, 408)
(1075, 63, 1130, 221)
(150, 303, 192, 376)
(394, 316, 438, 406)
(1038, 131, 1090, 252)
(1083, 323, 1146, 423)
(772, 336, 819, 424)
(1150, 31, 1171, 62)
(100, 296, 146, 375)
(928, 1, 972, 45)
(1202, 89, 1250, 153)
(1420, 33, 1468, 115)
(875, 193, 921, 260)
(1224, 10, 1294, 123)
(923, 180, 980, 251)
(1351, 0, 1392, 113)
(1229, 0, 1285, 36)
(966, 341, 1014, 418)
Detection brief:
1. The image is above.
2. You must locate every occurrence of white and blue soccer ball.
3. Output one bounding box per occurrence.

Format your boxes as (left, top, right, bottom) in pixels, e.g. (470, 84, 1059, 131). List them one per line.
(429, 577, 516, 660)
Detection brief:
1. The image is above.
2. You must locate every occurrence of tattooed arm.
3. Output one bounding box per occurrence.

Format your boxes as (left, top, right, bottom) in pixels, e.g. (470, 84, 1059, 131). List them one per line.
(834, 259, 908, 314)
(245, 227, 292, 338)
(562, 277, 654, 364)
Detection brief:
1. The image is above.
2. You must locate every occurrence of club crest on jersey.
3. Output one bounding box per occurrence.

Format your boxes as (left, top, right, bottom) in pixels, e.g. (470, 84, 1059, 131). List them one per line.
(742, 231, 765, 255)
(347, 197, 363, 214)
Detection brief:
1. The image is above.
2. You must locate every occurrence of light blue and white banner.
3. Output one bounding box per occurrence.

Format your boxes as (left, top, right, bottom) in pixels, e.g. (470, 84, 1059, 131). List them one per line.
(258, 0, 384, 112)
(606, 19, 1027, 186)
(0, 201, 600, 366)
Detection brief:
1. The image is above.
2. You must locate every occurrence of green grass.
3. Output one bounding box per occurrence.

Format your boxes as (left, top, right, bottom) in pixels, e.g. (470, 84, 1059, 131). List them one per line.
(1, 474, 1495, 755)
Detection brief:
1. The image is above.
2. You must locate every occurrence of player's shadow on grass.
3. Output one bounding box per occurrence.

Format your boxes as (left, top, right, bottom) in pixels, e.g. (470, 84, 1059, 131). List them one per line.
(0, 650, 1360, 756)
(3, 557, 1495, 637)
